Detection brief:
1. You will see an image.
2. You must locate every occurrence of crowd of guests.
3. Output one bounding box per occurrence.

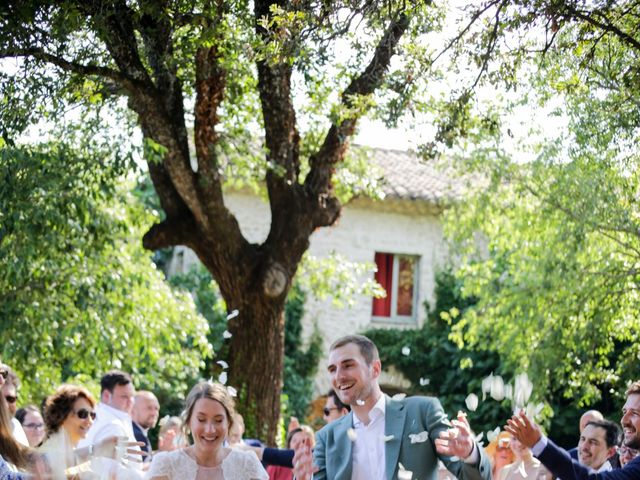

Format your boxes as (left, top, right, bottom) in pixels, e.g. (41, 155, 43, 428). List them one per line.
(0, 359, 347, 480)
(2, 334, 640, 480)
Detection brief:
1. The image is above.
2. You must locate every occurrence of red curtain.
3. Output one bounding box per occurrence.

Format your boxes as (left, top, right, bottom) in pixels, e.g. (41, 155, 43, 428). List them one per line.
(372, 252, 393, 317)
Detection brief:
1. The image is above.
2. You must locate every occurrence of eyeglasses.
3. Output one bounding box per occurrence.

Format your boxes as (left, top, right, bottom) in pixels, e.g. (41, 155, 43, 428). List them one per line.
(4, 395, 17, 404)
(323, 407, 338, 416)
(0, 370, 7, 380)
(74, 408, 97, 420)
(23, 423, 45, 431)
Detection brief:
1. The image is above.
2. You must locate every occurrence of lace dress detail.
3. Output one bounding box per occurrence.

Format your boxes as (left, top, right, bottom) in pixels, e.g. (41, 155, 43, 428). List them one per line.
(147, 448, 268, 480)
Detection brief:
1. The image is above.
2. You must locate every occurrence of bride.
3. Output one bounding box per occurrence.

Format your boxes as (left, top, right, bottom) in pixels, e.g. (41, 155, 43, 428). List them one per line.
(147, 381, 267, 480)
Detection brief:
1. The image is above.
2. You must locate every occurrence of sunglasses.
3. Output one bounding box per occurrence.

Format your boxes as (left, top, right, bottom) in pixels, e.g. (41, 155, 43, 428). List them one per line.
(4, 395, 17, 404)
(323, 407, 338, 416)
(0, 370, 7, 380)
(74, 408, 97, 420)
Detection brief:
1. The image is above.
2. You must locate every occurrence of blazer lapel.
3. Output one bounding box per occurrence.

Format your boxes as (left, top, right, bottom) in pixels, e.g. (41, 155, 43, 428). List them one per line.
(333, 412, 354, 479)
(385, 397, 407, 480)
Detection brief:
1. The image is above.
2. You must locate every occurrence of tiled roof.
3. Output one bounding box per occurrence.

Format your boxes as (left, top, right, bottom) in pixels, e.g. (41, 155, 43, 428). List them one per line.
(361, 146, 465, 203)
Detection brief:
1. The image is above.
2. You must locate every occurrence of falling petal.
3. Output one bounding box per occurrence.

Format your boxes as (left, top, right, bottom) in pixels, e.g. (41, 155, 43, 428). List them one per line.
(475, 432, 484, 443)
(227, 386, 237, 397)
(465, 393, 479, 412)
(441, 417, 452, 427)
(401, 346, 411, 356)
(382, 434, 395, 442)
(347, 428, 357, 442)
(419, 377, 430, 386)
(398, 463, 413, 480)
(490, 375, 505, 401)
(216, 360, 229, 370)
(218, 371, 227, 385)
(513, 373, 534, 408)
(392, 393, 407, 401)
(482, 374, 493, 401)
(409, 431, 429, 443)
(504, 384, 513, 401)
(356, 399, 365, 406)
(223, 330, 232, 339)
(450, 456, 460, 462)
(486, 426, 500, 443)
(226, 309, 239, 320)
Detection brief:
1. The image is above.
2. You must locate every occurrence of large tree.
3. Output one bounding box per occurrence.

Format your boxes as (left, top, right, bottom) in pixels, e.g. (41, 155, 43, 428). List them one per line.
(0, 0, 439, 439)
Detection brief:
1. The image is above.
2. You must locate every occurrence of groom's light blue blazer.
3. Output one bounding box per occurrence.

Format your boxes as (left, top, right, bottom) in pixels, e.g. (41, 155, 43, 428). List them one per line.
(313, 395, 492, 480)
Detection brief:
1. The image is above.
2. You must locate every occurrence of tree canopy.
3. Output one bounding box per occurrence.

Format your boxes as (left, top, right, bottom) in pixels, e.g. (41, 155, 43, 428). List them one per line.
(0, 142, 212, 404)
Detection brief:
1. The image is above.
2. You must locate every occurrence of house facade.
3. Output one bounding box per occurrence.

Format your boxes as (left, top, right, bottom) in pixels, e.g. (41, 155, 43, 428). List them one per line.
(168, 147, 463, 395)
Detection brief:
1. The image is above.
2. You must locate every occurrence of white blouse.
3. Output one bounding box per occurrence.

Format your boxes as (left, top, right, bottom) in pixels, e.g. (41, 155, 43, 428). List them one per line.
(147, 448, 268, 480)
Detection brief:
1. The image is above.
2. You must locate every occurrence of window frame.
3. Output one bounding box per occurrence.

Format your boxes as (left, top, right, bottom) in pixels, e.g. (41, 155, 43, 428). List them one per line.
(371, 252, 420, 325)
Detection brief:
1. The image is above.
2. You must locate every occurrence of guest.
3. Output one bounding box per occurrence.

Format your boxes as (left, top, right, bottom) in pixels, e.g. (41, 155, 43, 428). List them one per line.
(499, 436, 552, 480)
(132, 391, 160, 459)
(485, 431, 515, 480)
(15, 406, 46, 448)
(0, 388, 42, 476)
(266, 426, 315, 480)
(147, 381, 268, 479)
(619, 443, 639, 467)
(1, 364, 28, 446)
(41, 384, 140, 478)
(157, 416, 187, 452)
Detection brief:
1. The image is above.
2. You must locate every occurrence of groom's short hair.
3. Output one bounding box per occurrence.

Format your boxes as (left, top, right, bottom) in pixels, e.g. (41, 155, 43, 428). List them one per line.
(330, 335, 379, 365)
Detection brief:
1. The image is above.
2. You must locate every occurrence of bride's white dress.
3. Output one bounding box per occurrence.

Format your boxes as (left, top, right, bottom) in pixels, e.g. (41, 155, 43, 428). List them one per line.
(147, 448, 268, 480)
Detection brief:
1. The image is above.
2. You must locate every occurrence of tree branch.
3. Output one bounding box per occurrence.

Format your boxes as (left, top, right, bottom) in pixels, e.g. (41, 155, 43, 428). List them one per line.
(0, 48, 137, 88)
(304, 11, 411, 205)
(563, 4, 640, 52)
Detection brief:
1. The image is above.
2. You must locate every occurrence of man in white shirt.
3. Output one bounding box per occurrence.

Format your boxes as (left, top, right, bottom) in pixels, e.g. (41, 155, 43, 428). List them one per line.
(79, 369, 143, 472)
(577, 420, 620, 473)
(293, 334, 491, 480)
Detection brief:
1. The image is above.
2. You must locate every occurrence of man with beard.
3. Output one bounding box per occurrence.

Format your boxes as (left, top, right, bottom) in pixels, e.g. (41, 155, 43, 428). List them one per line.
(506, 381, 640, 479)
(132, 391, 160, 460)
(293, 334, 491, 480)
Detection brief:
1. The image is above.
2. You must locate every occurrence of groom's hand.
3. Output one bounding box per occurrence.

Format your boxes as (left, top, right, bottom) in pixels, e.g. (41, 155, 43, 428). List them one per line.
(434, 411, 475, 459)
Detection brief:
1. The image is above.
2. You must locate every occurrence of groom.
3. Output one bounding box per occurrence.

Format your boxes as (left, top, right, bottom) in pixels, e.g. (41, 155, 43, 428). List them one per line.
(293, 334, 491, 480)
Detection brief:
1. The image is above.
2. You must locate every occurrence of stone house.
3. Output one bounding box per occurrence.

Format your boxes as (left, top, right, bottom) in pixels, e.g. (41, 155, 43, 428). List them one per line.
(168, 146, 464, 395)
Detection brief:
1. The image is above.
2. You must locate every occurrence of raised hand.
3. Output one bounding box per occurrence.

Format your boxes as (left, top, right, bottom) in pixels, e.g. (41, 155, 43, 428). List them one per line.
(505, 410, 542, 448)
(435, 411, 476, 459)
(292, 435, 315, 480)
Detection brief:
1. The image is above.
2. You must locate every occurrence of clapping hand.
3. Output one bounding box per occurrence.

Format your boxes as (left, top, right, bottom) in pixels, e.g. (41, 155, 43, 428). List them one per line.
(435, 411, 476, 459)
(292, 435, 316, 480)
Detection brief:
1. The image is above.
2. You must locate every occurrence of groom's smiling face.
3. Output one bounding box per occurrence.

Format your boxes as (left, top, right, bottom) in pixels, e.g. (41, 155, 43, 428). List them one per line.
(328, 342, 380, 406)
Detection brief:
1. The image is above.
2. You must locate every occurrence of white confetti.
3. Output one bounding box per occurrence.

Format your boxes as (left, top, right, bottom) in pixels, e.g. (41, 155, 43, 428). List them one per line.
(475, 432, 484, 443)
(398, 463, 413, 480)
(223, 330, 232, 339)
(401, 346, 411, 356)
(382, 434, 395, 442)
(347, 428, 357, 442)
(218, 371, 227, 385)
(441, 416, 452, 427)
(490, 374, 505, 401)
(513, 373, 534, 408)
(486, 426, 500, 443)
(226, 309, 239, 320)
(419, 377, 430, 386)
(409, 431, 429, 443)
(481, 374, 493, 400)
(227, 386, 237, 397)
(392, 393, 407, 401)
(465, 393, 479, 412)
(216, 360, 229, 370)
(356, 399, 365, 406)
(450, 456, 460, 462)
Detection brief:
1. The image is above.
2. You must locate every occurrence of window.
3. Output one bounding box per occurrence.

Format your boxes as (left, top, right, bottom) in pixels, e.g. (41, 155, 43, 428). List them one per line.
(372, 252, 419, 322)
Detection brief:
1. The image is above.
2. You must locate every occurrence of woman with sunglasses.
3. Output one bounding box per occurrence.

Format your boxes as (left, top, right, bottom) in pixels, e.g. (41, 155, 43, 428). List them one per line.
(40, 384, 99, 477)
